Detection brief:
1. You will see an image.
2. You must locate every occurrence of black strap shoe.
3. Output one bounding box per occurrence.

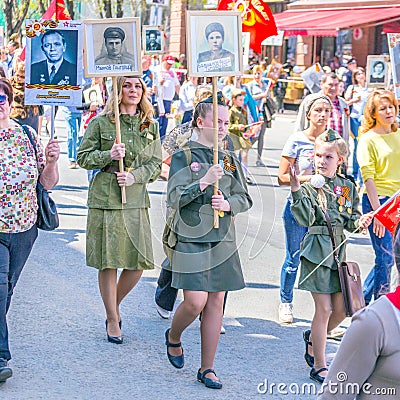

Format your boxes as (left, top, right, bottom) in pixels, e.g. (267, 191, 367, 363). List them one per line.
(303, 329, 314, 368)
(0, 358, 12, 382)
(197, 368, 222, 389)
(310, 367, 328, 384)
(165, 328, 184, 369)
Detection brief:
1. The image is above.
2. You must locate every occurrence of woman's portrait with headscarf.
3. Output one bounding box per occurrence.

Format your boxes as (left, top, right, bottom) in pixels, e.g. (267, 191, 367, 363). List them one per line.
(196, 22, 235, 73)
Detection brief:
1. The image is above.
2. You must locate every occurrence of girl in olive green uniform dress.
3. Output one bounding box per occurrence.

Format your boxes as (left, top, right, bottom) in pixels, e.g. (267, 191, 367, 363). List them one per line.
(164, 95, 252, 389)
(289, 129, 372, 384)
(77, 77, 162, 343)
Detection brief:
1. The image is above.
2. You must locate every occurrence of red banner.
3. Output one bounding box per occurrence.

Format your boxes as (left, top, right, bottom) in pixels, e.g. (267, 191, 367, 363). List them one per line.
(374, 190, 400, 235)
(20, 0, 71, 61)
(218, 0, 278, 53)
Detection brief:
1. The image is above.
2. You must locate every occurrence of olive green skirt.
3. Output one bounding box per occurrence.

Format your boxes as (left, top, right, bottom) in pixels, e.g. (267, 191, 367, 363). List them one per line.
(86, 208, 154, 271)
(298, 258, 341, 294)
(171, 241, 245, 292)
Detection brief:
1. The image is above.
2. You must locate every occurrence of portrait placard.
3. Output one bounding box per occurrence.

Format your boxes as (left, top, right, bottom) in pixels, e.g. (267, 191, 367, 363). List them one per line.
(267, 59, 283, 82)
(366, 55, 390, 88)
(84, 18, 141, 77)
(83, 84, 103, 105)
(301, 63, 324, 93)
(143, 26, 163, 55)
(186, 11, 243, 77)
(24, 19, 83, 106)
(146, 0, 169, 6)
(242, 32, 250, 69)
(388, 33, 400, 99)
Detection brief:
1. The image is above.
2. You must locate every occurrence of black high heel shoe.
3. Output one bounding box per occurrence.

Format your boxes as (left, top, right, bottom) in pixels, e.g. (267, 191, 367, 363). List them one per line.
(105, 320, 123, 344)
(197, 369, 222, 389)
(310, 367, 328, 384)
(165, 328, 184, 369)
(303, 329, 314, 367)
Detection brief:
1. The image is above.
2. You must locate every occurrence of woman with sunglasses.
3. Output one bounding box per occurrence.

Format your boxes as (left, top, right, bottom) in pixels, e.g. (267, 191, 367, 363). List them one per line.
(164, 94, 252, 389)
(0, 78, 60, 382)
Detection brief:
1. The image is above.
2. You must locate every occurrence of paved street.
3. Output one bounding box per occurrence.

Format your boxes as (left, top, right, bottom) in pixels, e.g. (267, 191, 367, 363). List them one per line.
(2, 113, 375, 399)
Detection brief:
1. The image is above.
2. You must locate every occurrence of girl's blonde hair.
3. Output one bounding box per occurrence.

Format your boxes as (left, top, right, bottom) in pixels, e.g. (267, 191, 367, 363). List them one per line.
(101, 76, 154, 122)
(361, 89, 398, 134)
(314, 135, 348, 212)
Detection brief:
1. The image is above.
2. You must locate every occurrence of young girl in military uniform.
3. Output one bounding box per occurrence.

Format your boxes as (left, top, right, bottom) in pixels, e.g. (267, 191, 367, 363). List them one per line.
(164, 94, 252, 389)
(289, 130, 373, 383)
(77, 77, 161, 344)
(228, 88, 259, 185)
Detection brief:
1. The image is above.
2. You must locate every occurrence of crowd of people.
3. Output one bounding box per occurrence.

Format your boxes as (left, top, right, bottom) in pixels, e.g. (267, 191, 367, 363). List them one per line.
(0, 40, 399, 395)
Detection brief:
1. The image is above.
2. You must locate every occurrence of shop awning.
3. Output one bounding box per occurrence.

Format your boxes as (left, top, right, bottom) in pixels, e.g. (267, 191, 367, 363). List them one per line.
(274, 7, 400, 36)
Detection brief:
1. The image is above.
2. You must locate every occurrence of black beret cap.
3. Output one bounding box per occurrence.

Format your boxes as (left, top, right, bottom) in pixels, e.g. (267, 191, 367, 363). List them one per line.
(104, 27, 125, 41)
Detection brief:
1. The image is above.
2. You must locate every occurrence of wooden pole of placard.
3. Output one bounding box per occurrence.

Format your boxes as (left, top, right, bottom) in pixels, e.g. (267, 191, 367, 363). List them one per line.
(50, 105, 55, 140)
(112, 76, 126, 204)
(212, 76, 219, 229)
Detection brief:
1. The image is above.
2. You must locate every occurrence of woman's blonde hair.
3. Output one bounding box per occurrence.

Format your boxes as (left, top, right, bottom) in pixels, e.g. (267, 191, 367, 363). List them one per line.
(314, 135, 348, 212)
(361, 89, 398, 134)
(101, 76, 153, 122)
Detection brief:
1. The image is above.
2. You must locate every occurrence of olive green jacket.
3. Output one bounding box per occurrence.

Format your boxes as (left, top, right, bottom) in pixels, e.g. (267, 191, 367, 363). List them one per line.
(167, 141, 253, 243)
(228, 105, 252, 150)
(77, 114, 162, 209)
(291, 174, 361, 268)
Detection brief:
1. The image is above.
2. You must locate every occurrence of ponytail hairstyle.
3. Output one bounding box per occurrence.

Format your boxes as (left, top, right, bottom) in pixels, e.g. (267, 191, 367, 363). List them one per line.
(191, 91, 227, 130)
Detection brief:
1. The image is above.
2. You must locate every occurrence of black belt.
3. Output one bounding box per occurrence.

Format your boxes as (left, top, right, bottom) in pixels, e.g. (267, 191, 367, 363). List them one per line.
(101, 165, 119, 174)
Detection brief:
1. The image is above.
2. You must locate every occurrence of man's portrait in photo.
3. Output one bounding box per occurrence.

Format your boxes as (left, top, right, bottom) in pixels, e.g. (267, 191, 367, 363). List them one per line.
(146, 30, 161, 52)
(84, 18, 141, 77)
(95, 27, 135, 65)
(30, 29, 77, 85)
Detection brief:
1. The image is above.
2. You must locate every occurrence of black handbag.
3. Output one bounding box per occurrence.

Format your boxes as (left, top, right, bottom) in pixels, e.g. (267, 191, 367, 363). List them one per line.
(22, 125, 59, 231)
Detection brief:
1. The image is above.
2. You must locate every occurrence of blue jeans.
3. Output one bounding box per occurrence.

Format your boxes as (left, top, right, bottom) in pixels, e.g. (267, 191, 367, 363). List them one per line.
(350, 117, 361, 181)
(65, 112, 82, 162)
(280, 201, 307, 303)
(362, 194, 394, 304)
(158, 100, 172, 141)
(0, 225, 38, 360)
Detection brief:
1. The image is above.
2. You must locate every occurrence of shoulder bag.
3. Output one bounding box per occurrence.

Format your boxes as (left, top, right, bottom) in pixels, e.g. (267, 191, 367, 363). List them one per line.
(23, 125, 59, 231)
(324, 210, 365, 317)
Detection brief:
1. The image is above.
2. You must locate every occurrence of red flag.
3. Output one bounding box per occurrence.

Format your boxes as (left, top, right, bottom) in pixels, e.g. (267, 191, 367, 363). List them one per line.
(20, 0, 71, 61)
(218, 0, 278, 53)
(374, 190, 400, 235)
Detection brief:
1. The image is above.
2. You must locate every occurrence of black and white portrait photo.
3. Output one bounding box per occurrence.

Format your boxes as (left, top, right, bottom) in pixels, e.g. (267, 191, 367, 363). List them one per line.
(388, 33, 400, 99)
(186, 11, 243, 77)
(25, 20, 84, 107)
(143, 26, 163, 54)
(366, 55, 389, 87)
(146, 0, 169, 6)
(301, 63, 324, 93)
(84, 18, 141, 77)
(30, 29, 78, 86)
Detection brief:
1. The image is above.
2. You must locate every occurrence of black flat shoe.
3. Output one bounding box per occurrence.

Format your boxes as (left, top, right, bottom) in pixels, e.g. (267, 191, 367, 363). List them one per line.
(165, 328, 184, 369)
(0, 358, 12, 382)
(197, 368, 222, 389)
(105, 320, 123, 344)
(303, 329, 314, 368)
(310, 367, 328, 384)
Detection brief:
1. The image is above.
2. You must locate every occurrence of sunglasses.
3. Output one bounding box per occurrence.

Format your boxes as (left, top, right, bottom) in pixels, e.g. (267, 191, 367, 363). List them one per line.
(0, 94, 8, 105)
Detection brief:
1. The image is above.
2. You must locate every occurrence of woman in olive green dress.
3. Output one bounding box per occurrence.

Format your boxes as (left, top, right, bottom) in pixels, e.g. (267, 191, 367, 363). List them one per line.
(164, 95, 252, 389)
(77, 77, 162, 343)
(289, 130, 372, 383)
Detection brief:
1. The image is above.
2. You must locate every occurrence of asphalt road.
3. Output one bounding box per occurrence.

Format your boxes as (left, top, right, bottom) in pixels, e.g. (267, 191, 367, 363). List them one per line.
(2, 113, 376, 399)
